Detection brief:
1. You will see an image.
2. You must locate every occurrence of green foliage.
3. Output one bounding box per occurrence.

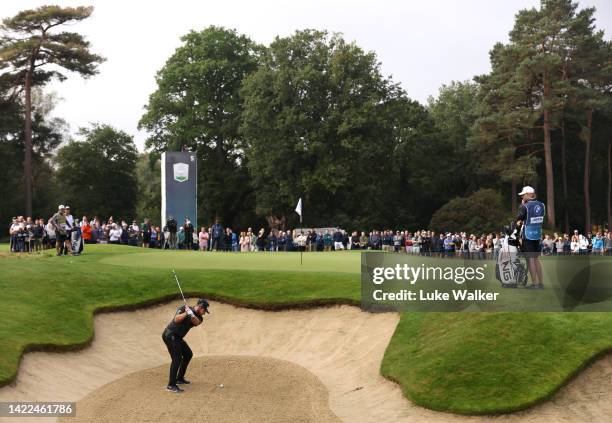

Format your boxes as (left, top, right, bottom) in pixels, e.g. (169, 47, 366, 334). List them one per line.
(139, 26, 262, 227)
(0, 5, 104, 83)
(429, 189, 510, 234)
(0, 4, 104, 216)
(427, 81, 482, 193)
(135, 153, 161, 226)
(428, 81, 480, 154)
(55, 124, 138, 220)
(1, 5, 611, 232)
(241, 30, 441, 228)
(470, 0, 612, 229)
(0, 87, 63, 224)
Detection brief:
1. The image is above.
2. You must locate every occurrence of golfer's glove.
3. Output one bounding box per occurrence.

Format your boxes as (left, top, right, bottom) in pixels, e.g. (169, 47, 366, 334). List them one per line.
(186, 308, 194, 316)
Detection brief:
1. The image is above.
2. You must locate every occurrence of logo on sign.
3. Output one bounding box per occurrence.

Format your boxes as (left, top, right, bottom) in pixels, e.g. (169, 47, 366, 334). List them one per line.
(173, 163, 189, 182)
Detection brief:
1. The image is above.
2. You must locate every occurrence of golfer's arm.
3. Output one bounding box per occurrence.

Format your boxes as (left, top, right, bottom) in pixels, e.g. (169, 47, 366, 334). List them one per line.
(173, 312, 189, 323)
(190, 316, 202, 326)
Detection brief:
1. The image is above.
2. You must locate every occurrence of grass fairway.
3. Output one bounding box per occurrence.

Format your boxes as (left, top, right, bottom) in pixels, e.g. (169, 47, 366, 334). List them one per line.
(1, 244, 611, 415)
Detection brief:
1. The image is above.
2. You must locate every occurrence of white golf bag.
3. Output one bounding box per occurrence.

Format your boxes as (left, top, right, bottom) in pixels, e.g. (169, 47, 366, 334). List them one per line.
(495, 236, 528, 288)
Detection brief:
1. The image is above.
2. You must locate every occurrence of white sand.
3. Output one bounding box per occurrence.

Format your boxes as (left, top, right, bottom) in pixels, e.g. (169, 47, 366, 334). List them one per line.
(58, 356, 340, 423)
(0, 300, 610, 422)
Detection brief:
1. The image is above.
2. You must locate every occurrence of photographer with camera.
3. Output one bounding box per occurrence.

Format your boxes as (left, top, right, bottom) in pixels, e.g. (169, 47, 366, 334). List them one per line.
(141, 218, 152, 248)
(165, 216, 178, 249)
(183, 218, 194, 250)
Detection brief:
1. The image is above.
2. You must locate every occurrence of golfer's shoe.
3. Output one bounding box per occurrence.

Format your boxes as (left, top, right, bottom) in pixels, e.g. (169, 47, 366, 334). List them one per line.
(176, 378, 191, 385)
(166, 385, 184, 393)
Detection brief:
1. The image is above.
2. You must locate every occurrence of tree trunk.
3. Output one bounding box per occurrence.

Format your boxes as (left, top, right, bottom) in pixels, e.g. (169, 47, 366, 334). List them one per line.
(542, 69, 556, 228)
(607, 136, 611, 231)
(24, 68, 33, 218)
(561, 120, 569, 234)
(511, 176, 517, 217)
(510, 143, 517, 216)
(583, 110, 592, 233)
(266, 215, 286, 232)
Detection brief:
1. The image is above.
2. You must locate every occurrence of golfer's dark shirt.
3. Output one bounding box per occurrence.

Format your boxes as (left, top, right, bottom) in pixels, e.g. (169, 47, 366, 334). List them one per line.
(164, 306, 202, 338)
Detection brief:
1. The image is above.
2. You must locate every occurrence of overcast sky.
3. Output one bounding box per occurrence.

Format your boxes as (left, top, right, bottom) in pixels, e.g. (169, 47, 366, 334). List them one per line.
(3, 0, 612, 150)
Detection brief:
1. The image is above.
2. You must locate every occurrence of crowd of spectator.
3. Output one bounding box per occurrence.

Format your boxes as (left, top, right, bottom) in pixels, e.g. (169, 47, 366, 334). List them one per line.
(7, 208, 612, 258)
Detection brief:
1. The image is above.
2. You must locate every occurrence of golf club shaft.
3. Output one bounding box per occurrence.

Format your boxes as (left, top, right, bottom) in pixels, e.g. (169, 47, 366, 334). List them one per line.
(172, 269, 187, 305)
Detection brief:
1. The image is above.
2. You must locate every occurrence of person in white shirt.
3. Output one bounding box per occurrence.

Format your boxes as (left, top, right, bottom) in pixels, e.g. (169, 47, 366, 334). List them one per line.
(45, 219, 56, 249)
(9, 217, 21, 252)
(555, 237, 563, 255)
(109, 224, 122, 244)
(294, 232, 307, 251)
(493, 234, 501, 259)
(64, 206, 75, 231)
(570, 235, 580, 254)
(468, 235, 477, 260)
(578, 234, 589, 254)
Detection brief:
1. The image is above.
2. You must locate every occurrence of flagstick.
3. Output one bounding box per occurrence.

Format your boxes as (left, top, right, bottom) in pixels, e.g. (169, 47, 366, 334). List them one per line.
(295, 197, 303, 266)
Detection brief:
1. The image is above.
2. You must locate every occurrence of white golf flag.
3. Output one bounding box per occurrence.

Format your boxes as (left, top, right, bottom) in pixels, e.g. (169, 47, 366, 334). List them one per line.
(295, 198, 302, 217)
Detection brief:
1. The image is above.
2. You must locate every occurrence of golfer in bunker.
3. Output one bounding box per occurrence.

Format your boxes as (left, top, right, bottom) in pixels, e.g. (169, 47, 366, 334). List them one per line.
(162, 298, 210, 393)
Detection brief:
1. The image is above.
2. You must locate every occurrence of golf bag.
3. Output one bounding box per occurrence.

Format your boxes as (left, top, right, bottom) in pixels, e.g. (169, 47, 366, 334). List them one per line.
(495, 227, 528, 288)
(71, 226, 83, 255)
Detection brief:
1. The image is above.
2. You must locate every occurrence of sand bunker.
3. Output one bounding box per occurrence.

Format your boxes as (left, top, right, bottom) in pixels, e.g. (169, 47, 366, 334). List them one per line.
(0, 300, 611, 423)
(58, 356, 339, 423)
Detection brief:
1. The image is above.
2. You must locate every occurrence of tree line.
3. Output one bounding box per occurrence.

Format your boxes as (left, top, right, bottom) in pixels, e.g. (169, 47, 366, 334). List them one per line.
(1, 1, 610, 235)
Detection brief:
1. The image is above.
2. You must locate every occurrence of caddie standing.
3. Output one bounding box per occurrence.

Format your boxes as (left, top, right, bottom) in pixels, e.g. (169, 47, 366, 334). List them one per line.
(516, 186, 545, 289)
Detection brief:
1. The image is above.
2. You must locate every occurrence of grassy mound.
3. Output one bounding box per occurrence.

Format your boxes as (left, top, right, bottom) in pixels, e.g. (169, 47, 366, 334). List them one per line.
(381, 312, 612, 414)
(1, 244, 610, 414)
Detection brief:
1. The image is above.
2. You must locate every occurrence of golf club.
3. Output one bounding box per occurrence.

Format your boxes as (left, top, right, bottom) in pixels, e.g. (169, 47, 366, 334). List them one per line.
(172, 269, 187, 305)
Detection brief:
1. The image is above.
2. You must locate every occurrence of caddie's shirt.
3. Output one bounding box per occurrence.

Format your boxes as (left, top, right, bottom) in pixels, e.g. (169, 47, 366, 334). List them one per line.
(164, 305, 203, 338)
(516, 199, 545, 240)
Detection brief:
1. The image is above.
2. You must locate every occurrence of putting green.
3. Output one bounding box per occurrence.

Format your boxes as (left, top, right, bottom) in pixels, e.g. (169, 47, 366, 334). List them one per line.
(101, 249, 361, 273)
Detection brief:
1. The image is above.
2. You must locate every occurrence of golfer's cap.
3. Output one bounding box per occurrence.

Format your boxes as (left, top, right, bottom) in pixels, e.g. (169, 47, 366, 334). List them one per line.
(518, 186, 535, 196)
(197, 299, 210, 313)
(65, 205, 70, 209)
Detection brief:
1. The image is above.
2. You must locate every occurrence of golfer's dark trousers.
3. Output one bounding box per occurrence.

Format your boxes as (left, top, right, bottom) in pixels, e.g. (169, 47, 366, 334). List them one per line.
(162, 330, 193, 386)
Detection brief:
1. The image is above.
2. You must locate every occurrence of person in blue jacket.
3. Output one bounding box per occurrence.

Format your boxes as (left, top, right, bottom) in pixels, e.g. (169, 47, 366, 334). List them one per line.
(516, 186, 546, 289)
(210, 219, 224, 251)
